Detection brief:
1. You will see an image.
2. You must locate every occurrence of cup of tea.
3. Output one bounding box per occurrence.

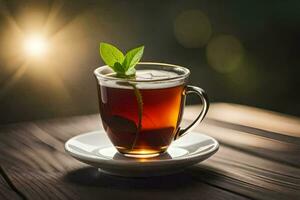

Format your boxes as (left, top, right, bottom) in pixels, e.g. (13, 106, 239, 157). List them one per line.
(94, 62, 209, 158)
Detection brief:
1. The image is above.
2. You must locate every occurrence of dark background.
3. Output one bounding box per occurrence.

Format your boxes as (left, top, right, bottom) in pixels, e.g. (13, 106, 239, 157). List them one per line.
(0, 0, 300, 124)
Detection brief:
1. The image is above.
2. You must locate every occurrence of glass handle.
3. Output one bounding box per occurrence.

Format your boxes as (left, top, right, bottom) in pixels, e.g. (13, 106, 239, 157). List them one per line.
(174, 85, 209, 140)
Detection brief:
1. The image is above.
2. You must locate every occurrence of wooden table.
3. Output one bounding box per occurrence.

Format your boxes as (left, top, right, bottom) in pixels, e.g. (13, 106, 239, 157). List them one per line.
(0, 103, 299, 200)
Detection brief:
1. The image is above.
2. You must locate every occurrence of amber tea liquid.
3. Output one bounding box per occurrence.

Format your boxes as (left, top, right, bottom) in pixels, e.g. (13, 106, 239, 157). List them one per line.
(97, 78, 185, 156)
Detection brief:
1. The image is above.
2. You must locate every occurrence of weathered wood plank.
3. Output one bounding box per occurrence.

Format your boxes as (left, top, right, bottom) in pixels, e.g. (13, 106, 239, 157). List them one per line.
(194, 120, 300, 167)
(0, 115, 249, 199)
(206, 103, 300, 137)
(184, 106, 300, 167)
(196, 146, 300, 199)
(3, 168, 79, 200)
(0, 168, 23, 200)
(0, 104, 299, 199)
(4, 167, 248, 200)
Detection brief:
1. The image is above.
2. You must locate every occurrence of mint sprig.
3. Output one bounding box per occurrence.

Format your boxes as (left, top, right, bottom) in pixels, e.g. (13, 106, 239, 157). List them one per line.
(100, 43, 144, 77)
(99, 42, 145, 150)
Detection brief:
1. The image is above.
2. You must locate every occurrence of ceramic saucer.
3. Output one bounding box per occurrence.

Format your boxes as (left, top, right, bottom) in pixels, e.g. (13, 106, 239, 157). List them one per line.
(65, 130, 219, 177)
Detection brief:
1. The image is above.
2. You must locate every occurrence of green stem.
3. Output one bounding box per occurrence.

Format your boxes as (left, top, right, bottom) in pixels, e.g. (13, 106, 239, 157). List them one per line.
(130, 83, 143, 150)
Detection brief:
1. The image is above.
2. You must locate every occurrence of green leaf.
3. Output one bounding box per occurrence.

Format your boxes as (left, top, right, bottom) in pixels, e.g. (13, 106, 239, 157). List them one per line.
(113, 62, 125, 74)
(99, 42, 144, 78)
(125, 67, 136, 76)
(100, 43, 124, 68)
(122, 46, 144, 70)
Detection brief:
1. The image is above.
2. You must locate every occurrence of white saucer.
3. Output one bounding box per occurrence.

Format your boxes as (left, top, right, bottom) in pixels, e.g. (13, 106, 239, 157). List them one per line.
(65, 130, 219, 177)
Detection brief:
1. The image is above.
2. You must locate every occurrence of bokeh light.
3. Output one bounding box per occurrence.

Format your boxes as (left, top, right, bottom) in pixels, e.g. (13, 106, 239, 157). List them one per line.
(174, 10, 212, 48)
(206, 35, 244, 73)
(226, 55, 261, 94)
(24, 34, 48, 57)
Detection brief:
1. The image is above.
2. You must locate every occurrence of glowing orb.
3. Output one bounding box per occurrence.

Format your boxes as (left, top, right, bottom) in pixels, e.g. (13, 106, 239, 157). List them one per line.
(174, 10, 212, 48)
(24, 35, 47, 57)
(206, 35, 244, 73)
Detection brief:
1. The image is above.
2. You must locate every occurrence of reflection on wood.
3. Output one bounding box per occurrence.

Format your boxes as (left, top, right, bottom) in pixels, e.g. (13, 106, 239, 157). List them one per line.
(205, 103, 300, 137)
(185, 104, 300, 167)
(0, 104, 299, 199)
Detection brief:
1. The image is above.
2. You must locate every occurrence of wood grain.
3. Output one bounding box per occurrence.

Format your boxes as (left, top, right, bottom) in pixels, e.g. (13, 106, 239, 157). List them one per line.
(184, 105, 300, 167)
(0, 119, 248, 200)
(4, 167, 249, 200)
(0, 171, 22, 200)
(203, 103, 300, 137)
(0, 104, 299, 199)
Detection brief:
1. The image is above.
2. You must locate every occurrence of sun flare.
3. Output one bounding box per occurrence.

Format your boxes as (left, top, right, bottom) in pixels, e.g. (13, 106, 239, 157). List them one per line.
(24, 34, 48, 57)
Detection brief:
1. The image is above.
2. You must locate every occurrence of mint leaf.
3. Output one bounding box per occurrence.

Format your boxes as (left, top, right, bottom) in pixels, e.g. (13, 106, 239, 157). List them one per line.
(125, 67, 136, 76)
(113, 62, 125, 74)
(100, 43, 124, 68)
(122, 46, 144, 70)
(99, 42, 144, 78)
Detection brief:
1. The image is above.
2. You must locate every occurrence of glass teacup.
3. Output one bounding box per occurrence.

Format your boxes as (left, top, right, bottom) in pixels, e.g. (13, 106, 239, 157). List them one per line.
(94, 62, 209, 158)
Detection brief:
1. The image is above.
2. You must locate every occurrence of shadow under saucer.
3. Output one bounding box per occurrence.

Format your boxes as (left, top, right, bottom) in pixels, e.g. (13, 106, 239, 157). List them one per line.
(64, 165, 223, 190)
